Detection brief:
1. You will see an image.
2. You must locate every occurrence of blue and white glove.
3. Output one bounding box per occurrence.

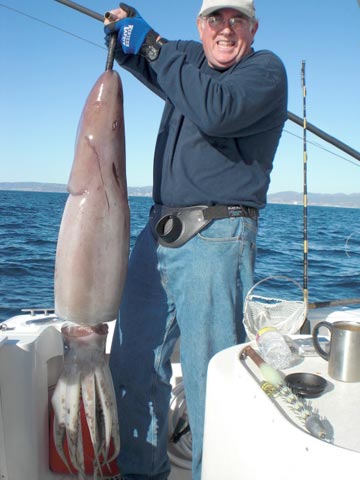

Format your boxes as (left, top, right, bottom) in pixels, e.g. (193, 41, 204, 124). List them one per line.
(104, 3, 167, 60)
(104, 3, 151, 54)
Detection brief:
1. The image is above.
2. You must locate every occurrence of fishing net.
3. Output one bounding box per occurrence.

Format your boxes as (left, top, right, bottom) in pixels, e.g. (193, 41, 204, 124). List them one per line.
(243, 276, 307, 340)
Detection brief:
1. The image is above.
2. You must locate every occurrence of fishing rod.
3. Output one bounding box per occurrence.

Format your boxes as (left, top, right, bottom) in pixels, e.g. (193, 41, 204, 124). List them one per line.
(309, 298, 360, 309)
(298, 63, 360, 317)
(287, 112, 360, 162)
(300, 61, 309, 334)
(54, 0, 117, 22)
(54, 0, 360, 164)
(54, 0, 104, 21)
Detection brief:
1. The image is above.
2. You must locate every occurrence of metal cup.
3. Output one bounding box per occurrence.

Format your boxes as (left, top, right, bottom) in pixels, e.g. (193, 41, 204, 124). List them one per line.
(313, 320, 360, 382)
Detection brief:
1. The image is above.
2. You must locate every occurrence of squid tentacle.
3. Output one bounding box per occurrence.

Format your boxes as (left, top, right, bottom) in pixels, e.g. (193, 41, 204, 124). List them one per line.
(64, 371, 82, 474)
(81, 371, 102, 472)
(97, 360, 120, 464)
(95, 363, 114, 463)
(75, 415, 86, 480)
(51, 375, 73, 474)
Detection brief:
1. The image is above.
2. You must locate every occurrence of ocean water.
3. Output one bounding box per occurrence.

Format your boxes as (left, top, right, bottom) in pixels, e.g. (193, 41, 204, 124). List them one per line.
(1, 190, 360, 322)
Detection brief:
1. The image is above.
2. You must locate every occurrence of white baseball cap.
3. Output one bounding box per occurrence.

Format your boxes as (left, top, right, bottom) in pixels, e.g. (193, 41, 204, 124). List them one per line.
(199, 0, 256, 18)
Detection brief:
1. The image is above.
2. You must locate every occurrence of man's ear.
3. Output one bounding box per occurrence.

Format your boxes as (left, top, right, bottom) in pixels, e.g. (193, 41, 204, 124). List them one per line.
(196, 17, 204, 41)
(250, 20, 259, 35)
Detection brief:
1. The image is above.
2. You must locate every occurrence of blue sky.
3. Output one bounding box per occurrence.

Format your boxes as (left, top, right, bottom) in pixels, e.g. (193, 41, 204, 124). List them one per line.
(0, 0, 359, 194)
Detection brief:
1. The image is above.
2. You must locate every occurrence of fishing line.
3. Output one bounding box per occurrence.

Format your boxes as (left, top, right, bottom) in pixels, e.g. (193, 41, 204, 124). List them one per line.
(284, 129, 360, 169)
(0, 2, 106, 50)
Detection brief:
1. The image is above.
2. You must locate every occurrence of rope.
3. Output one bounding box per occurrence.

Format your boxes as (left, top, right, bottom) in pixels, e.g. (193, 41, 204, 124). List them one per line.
(168, 382, 192, 470)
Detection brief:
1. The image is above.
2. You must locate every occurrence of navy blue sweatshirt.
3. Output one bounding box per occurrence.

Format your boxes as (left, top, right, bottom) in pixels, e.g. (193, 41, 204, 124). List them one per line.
(114, 40, 288, 209)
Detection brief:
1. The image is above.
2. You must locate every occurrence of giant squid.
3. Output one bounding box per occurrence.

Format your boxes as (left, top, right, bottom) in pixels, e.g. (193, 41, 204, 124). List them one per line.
(51, 68, 129, 478)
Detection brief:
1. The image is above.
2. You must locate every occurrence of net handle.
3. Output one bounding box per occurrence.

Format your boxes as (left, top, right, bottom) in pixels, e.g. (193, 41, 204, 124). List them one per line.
(245, 275, 304, 301)
(243, 275, 308, 339)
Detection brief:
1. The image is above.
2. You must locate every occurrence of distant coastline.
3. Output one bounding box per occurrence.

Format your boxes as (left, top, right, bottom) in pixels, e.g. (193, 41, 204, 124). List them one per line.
(0, 182, 152, 198)
(1, 182, 360, 208)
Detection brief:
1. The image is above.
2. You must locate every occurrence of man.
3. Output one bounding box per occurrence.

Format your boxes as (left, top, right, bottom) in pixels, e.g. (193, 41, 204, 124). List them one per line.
(104, 1, 287, 478)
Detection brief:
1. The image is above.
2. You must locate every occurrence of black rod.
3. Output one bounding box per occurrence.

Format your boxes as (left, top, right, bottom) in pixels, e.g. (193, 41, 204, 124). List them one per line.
(105, 34, 117, 71)
(54, 0, 104, 21)
(287, 111, 360, 162)
(309, 298, 360, 309)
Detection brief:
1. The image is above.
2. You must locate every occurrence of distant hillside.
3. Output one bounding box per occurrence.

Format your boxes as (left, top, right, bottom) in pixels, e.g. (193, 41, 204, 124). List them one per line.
(1, 183, 360, 208)
(0, 182, 67, 193)
(0, 182, 152, 197)
(267, 191, 360, 209)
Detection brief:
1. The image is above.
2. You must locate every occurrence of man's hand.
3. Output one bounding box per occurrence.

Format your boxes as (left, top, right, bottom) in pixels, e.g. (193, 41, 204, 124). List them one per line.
(104, 3, 152, 55)
(104, 3, 167, 60)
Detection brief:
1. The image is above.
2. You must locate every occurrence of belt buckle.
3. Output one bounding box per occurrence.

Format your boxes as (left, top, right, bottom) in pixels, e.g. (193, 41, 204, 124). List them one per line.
(227, 206, 246, 218)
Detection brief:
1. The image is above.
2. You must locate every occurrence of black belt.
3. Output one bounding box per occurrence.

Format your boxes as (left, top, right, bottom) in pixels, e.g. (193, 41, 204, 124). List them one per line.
(150, 204, 258, 248)
(202, 205, 258, 220)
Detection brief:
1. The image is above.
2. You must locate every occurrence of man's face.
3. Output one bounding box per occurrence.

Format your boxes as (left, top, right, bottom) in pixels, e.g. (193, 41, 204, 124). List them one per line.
(197, 8, 258, 70)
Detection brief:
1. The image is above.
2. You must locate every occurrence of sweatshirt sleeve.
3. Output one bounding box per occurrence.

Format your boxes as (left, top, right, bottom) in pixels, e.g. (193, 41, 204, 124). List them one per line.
(149, 42, 288, 137)
(112, 46, 167, 100)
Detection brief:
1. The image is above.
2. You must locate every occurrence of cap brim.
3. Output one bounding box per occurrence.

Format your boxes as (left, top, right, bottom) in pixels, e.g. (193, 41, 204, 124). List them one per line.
(199, 5, 254, 17)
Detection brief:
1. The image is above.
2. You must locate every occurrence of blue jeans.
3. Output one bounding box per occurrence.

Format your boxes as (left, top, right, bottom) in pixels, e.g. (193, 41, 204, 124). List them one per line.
(109, 214, 257, 480)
